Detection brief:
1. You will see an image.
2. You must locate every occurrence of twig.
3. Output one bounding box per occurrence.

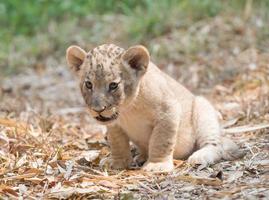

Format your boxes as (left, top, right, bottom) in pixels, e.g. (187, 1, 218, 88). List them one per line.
(224, 124, 269, 134)
(138, 181, 156, 194)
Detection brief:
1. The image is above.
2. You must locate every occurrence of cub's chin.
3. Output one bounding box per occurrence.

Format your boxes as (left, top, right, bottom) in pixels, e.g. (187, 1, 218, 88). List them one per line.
(94, 112, 119, 124)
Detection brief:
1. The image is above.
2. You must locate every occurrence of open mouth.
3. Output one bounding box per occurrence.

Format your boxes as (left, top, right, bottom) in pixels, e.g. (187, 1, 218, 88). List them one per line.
(95, 112, 118, 122)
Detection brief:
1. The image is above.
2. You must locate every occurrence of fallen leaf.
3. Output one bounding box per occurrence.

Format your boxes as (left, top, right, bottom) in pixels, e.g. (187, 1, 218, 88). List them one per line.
(176, 175, 223, 186)
(18, 184, 28, 196)
(0, 185, 19, 197)
(227, 171, 243, 183)
(98, 180, 120, 189)
(64, 160, 74, 180)
(76, 150, 100, 166)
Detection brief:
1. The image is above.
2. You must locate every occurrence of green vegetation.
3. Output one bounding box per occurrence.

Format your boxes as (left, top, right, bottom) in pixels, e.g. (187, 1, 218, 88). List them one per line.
(1, 0, 269, 76)
(0, 0, 244, 37)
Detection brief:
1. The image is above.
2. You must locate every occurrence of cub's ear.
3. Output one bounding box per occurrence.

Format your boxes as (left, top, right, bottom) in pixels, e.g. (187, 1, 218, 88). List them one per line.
(66, 45, 87, 72)
(121, 45, 150, 74)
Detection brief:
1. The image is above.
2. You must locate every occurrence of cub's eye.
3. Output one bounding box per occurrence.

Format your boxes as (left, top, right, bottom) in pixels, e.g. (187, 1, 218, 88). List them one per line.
(109, 82, 119, 91)
(85, 81, 92, 90)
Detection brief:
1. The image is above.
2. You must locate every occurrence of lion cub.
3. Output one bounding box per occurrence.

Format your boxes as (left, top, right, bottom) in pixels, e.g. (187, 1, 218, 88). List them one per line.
(66, 44, 244, 172)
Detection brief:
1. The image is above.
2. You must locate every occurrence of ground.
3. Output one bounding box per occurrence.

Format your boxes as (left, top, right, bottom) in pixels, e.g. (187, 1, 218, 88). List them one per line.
(0, 13, 269, 199)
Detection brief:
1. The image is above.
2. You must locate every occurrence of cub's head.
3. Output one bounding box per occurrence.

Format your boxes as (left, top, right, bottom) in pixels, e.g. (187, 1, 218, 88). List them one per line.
(66, 44, 150, 124)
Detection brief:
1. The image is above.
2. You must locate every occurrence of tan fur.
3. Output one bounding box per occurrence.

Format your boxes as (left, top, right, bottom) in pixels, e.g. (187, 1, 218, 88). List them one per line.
(66, 44, 245, 172)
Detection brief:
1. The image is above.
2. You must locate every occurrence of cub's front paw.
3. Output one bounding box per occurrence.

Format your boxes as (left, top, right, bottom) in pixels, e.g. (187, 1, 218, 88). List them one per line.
(100, 157, 131, 170)
(142, 160, 174, 173)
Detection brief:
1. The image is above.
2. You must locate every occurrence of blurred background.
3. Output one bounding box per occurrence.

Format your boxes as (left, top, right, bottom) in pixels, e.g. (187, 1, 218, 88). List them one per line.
(1, 0, 269, 113)
(1, 0, 269, 122)
(0, 0, 268, 75)
(0, 1, 269, 198)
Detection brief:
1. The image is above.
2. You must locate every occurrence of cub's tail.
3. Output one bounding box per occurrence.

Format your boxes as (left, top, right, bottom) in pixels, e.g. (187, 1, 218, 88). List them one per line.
(220, 136, 246, 161)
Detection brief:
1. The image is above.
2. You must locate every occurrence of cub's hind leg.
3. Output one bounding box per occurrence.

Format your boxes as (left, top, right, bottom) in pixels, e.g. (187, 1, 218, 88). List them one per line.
(188, 96, 243, 165)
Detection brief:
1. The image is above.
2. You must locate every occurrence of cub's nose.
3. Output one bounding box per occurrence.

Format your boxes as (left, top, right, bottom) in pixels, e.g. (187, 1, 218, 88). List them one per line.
(92, 106, 106, 113)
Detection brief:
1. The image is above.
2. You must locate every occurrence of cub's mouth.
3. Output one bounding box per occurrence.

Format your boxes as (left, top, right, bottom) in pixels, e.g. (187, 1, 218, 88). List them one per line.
(95, 112, 119, 122)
